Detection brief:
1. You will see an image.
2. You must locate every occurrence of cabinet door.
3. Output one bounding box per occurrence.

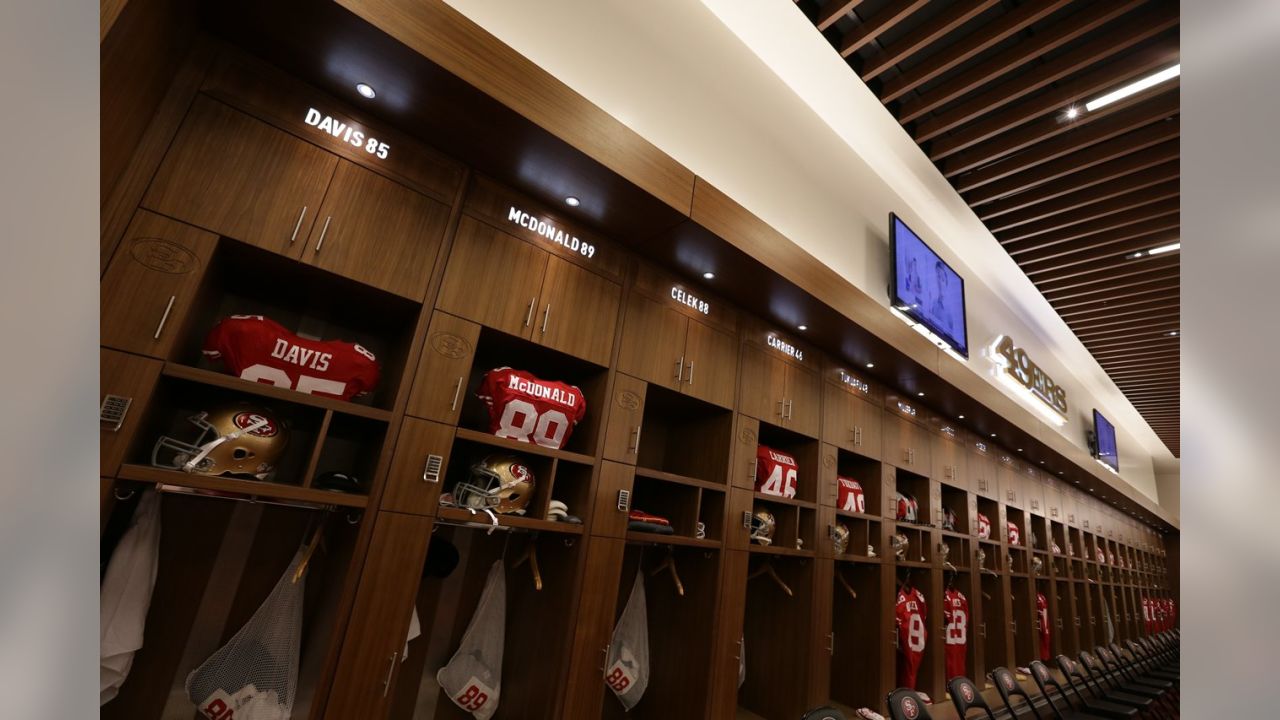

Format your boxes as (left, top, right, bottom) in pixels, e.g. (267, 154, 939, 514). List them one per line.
(708, 550, 750, 720)
(590, 461, 635, 538)
(971, 451, 997, 499)
(737, 346, 786, 425)
(808, 560, 834, 705)
(302, 161, 451, 299)
(380, 418, 454, 515)
(143, 96, 337, 257)
(437, 217, 547, 337)
(998, 461, 1024, 509)
(562, 537, 627, 719)
(617, 293, 686, 391)
(535, 255, 621, 366)
(100, 348, 162, 476)
(933, 436, 969, 490)
(405, 312, 480, 424)
(602, 373, 647, 464)
(324, 512, 432, 720)
(823, 386, 880, 457)
(101, 211, 218, 359)
(683, 319, 739, 409)
(882, 413, 930, 472)
(784, 364, 822, 438)
(730, 415, 762, 491)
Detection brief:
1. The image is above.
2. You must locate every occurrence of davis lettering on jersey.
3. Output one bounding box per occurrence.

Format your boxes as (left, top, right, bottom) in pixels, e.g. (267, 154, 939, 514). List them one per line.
(670, 286, 710, 315)
(766, 334, 803, 361)
(271, 338, 333, 372)
(303, 108, 389, 159)
(506, 206, 597, 258)
(507, 374, 579, 406)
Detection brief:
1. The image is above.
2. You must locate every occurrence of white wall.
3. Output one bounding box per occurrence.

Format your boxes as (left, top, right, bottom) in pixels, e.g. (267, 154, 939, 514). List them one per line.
(444, 0, 1175, 502)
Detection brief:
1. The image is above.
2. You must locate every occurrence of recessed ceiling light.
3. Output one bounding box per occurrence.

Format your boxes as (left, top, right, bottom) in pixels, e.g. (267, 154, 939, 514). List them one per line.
(1065, 106, 1079, 119)
(564, 196, 581, 207)
(798, 324, 808, 331)
(865, 362, 875, 369)
(917, 391, 925, 397)
(355, 82, 376, 99)
(1017, 448, 1023, 452)
(1125, 242, 1180, 259)
(1039, 461, 1045, 464)
(1165, 330, 1179, 337)
(990, 433, 997, 437)
(958, 414, 965, 419)
(702, 271, 715, 280)
(1085, 64, 1180, 112)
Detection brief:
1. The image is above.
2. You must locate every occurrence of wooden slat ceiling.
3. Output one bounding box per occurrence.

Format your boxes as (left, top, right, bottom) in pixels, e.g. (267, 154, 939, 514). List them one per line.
(795, 0, 1180, 455)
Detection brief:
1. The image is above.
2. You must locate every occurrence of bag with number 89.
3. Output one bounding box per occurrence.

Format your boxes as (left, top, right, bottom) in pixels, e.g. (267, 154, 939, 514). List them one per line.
(438, 561, 505, 719)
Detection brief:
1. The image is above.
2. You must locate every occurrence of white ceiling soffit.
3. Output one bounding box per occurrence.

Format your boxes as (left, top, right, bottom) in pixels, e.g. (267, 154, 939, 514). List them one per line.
(441, 0, 1175, 476)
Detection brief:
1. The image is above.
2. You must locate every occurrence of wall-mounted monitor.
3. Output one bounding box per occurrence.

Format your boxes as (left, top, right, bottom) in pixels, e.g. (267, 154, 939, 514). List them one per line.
(889, 213, 969, 357)
(1092, 409, 1120, 473)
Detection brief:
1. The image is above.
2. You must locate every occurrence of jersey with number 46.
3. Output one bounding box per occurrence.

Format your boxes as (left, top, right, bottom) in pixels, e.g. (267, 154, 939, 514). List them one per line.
(896, 586, 928, 689)
(755, 445, 798, 499)
(837, 476, 866, 513)
(478, 368, 586, 450)
(203, 315, 380, 401)
(943, 588, 969, 680)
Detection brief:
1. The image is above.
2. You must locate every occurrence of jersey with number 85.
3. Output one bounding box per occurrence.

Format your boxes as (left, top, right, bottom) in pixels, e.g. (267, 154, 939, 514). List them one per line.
(478, 368, 586, 450)
(203, 315, 380, 401)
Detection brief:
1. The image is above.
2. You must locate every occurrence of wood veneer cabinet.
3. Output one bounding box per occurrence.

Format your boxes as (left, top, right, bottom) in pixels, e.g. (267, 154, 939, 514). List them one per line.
(882, 407, 932, 473)
(100, 348, 162, 477)
(738, 345, 821, 437)
(821, 379, 881, 459)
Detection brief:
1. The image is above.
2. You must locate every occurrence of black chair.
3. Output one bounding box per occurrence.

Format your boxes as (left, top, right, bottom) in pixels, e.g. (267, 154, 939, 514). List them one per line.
(990, 666, 1047, 719)
(800, 706, 847, 720)
(947, 676, 996, 719)
(1021, 662, 1108, 720)
(1123, 640, 1178, 682)
(887, 688, 934, 720)
(1075, 651, 1157, 711)
(1100, 645, 1174, 693)
(1052, 655, 1138, 719)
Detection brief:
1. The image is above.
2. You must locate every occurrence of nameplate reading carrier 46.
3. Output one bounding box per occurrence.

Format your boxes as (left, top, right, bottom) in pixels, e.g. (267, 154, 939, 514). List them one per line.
(989, 335, 1068, 419)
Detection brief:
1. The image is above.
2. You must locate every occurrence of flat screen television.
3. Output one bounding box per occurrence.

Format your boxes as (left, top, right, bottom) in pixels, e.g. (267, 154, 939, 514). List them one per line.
(889, 213, 969, 357)
(1092, 409, 1119, 472)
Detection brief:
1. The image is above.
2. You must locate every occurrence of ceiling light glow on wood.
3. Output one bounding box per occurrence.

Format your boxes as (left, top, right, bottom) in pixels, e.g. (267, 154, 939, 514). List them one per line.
(564, 196, 581, 207)
(1084, 64, 1180, 112)
(1125, 242, 1180, 259)
(355, 82, 376, 99)
(702, 271, 715, 280)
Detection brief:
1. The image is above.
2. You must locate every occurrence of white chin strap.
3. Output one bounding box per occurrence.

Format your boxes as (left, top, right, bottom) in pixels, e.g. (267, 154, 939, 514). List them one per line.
(182, 418, 269, 473)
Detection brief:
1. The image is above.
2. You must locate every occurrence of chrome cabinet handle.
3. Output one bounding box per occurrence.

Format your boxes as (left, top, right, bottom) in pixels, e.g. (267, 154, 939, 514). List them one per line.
(748, 457, 757, 485)
(541, 304, 551, 334)
(785, 399, 793, 419)
(314, 215, 332, 253)
(854, 426, 862, 446)
(980, 622, 987, 638)
(289, 206, 308, 243)
(382, 651, 398, 696)
(732, 639, 742, 661)
(827, 632, 835, 655)
(449, 376, 464, 411)
(686, 361, 694, 385)
(675, 356, 684, 382)
(153, 295, 176, 340)
(777, 399, 785, 418)
(628, 426, 642, 455)
(525, 298, 536, 327)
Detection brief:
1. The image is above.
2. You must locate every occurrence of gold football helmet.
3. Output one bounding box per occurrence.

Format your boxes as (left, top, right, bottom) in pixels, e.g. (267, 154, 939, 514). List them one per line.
(831, 522, 850, 555)
(454, 455, 536, 514)
(152, 404, 288, 480)
(891, 532, 909, 559)
(749, 507, 776, 546)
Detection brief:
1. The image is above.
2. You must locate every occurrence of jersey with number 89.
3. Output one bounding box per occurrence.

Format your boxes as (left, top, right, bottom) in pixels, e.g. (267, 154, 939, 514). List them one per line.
(203, 315, 380, 401)
(755, 445, 798, 499)
(478, 368, 586, 450)
(943, 588, 969, 680)
(896, 586, 927, 689)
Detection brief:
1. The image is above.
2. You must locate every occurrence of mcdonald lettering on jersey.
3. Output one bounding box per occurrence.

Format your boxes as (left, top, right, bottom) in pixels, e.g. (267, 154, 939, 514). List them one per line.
(507, 206, 597, 258)
(508, 374, 579, 406)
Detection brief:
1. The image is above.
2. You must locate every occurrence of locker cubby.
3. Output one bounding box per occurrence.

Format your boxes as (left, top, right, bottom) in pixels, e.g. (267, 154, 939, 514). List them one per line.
(1028, 514, 1049, 552)
(941, 535, 970, 570)
(740, 555, 814, 720)
(893, 469, 932, 527)
(1008, 547, 1028, 575)
(1068, 526, 1085, 559)
(127, 373, 326, 488)
(798, 507, 818, 554)
(1055, 579, 1078, 657)
(979, 573, 1008, 673)
(834, 450, 883, 516)
(748, 496, 801, 552)
(628, 475, 701, 538)
(1006, 507, 1027, 548)
(439, 435, 556, 521)
(548, 459, 596, 525)
(755, 422, 821, 504)
(308, 413, 385, 494)
(975, 496, 999, 540)
(599, 545, 722, 719)
(99, 491, 360, 720)
(938, 482, 969, 535)
(634, 383, 734, 483)
(1051, 521, 1068, 556)
(1037, 578, 1057, 657)
(1009, 577, 1037, 667)
(1052, 552, 1069, 578)
(892, 569, 938, 694)
(831, 562, 883, 709)
(175, 239, 422, 411)
(455, 325, 610, 457)
(698, 489, 726, 542)
(975, 540, 1001, 573)
(833, 514, 881, 559)
(892, 524, 931, 565)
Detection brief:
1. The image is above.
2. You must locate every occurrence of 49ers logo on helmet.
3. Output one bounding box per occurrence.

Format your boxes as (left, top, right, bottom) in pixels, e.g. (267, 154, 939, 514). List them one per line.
(508, 462, 531, 483)
(1002, 674, 1015, 690)
(233, 412, 278, 437)
(960, 683, 975, 702)
(902, 697, 919, 719)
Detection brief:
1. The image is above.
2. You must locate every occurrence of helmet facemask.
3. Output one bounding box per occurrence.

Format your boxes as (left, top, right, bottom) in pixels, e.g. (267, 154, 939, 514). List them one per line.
(152, 410, 282, 481)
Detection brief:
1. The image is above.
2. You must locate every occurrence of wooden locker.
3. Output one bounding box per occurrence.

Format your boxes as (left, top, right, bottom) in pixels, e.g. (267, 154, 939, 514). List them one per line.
(997, 458, 1024, 509)
(143, 96, 337, 257)
(100, 348, 162, 477)
(590, 462, 634, 539)
(683, 318, 738, 409)
(562, 537, 627, 719)
(822, 387, 882, 459)
(970, 446, 997, 500)
(616, 293, 687, 393)
(708, 550, 750, 720)
(437, 216, 548, 337)
(601, 373, 648, 465)
(300, 160, 452, 299)
(323, 512, 433, 720)
(535, 254, 621, 366)
(379, 418, 454, 515)
(405, 312, 480, 425)
(730, 415, 762, 491)
(933, 433, 969, 490)
(737, 345, 786, 426)
(784, 362, 822, 438)
(882, 412, 931, 473)
(101, 211, 218, 359)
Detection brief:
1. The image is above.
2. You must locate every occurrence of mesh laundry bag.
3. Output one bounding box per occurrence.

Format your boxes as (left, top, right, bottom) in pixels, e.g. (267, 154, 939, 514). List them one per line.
(186, 551, 305, 720)
(100, 490, 162, 705)
(605, 567, 650, 710)
(438, 560, 506, 719)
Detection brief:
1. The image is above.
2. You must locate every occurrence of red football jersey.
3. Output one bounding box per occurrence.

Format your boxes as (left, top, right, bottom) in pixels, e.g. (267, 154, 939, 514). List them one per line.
(203, 315, 380, 401)
(1036, 592, 1051, 661)
(977, 513, 991, 539)
(1007, 521, 1021, 546)
(943, 589, 969, 680)
(755, 445, 798, 499)
(896, 585, 927, 689)
(896, 493, 919, 523)
(837, 476, 865, 513)
(1096, 547, 1106, 563)
(477, 368, 586, 450)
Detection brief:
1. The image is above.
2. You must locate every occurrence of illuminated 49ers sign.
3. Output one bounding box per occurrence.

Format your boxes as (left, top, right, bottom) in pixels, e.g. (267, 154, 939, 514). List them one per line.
(991, 335, 1068, 416)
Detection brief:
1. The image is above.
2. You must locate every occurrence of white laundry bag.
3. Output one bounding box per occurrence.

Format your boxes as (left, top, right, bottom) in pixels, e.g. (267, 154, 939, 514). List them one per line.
(605, 567, 650, 710)
(438, 560, 506, 719)
(100, 490, 162, 705)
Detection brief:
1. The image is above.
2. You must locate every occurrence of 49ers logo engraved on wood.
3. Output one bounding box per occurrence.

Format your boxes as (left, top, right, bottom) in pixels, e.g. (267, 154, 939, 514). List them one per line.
(130, 238, 199, 274)
(616, 390, 641, 411)
(233, 412, 279, 437)
(430, 332, 471, 359)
